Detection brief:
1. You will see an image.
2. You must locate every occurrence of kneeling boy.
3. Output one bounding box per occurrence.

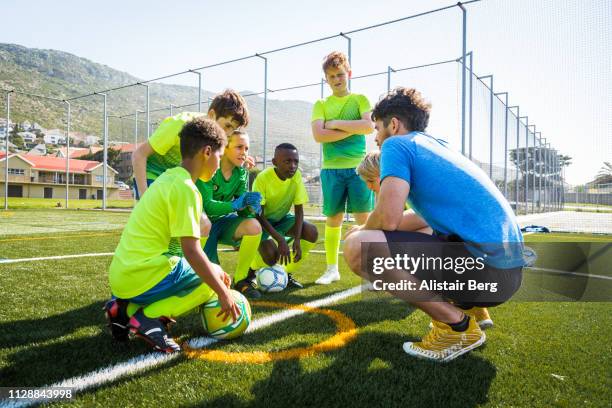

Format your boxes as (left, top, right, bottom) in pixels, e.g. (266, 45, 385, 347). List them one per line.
(251, 143, 319, 290)
(105, 118, 240, 353)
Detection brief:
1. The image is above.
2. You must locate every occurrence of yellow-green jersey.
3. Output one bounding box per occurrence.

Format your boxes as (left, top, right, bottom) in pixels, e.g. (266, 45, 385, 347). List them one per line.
(311, 93, 371, 169)
(146, 112, 206, 180)
(252, 167, 308, 222)
(109, 167, 202, 299)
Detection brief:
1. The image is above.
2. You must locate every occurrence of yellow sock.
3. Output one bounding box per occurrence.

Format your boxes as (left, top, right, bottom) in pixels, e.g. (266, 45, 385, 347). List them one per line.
(286, 239, 316, 273)
(324, 225, 342, 266)
(235, 233, 262, 282)
(142, 283, 215, 319)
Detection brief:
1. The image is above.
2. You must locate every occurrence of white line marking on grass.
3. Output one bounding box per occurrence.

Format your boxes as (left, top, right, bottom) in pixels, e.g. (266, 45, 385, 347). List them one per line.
(0, 253, 114, 264)
(0, 286, 363, 408)
(527, 266, 612, 281)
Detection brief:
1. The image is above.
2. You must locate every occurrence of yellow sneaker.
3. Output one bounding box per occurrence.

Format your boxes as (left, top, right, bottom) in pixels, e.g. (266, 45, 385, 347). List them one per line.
(428, 307, 494, 330)
(467, 307, 494, 329)
(404, 317, 485, 362)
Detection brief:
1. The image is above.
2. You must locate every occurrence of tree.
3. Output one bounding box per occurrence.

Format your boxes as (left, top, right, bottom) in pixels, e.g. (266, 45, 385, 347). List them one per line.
(9, 123, 24, 150)
(78, 147, 122, 170)
(590, 162, 612, 186)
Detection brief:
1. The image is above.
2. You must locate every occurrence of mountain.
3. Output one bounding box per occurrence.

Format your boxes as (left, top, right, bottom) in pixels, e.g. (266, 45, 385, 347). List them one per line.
(0, 43, 320, 171)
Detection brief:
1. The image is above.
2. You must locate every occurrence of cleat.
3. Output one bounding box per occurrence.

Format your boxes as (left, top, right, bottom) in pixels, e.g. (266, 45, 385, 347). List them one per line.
(127, 309, 181, 353)
(315, 266, 340, 285)
(103, 299, 129, 342)
(234, 278, 262, 299)
(405, 316, 485, 362)
(428, 307, 494, 330)
(286, 273, 304, 289)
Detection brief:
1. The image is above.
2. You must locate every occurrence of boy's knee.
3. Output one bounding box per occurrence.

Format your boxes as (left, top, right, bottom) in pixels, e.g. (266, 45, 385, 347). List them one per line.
(200, 216, 212, 237)
(259, 241, 278, 266)
(240, 218, 262, 236)
(303, 222, 319, 243)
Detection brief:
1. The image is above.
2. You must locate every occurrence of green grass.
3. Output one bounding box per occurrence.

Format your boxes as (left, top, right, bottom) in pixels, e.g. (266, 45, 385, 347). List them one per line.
(3, 197, 134, 210)
(0, 210, 610, 407)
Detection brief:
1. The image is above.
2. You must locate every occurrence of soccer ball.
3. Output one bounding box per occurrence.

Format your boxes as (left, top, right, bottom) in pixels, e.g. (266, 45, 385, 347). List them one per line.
(200, 289, 252, 340)
(256, 265, 288, 293)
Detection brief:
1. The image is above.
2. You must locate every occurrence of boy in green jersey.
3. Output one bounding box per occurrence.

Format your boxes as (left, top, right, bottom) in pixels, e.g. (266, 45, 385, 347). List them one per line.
(105, 118, 241, 353)
(132, 89, 250, 198)
(199, 130, 263, 299)
(311, 51, 375, 284)
(251, 143, 319, 290)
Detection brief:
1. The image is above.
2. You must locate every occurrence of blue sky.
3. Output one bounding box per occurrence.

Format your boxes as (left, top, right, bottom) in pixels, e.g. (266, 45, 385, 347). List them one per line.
(3, 0, 610, 184)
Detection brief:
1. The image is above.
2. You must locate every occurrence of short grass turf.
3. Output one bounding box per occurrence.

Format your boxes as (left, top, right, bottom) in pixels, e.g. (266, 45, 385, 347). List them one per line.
(0, 211, 610, 407)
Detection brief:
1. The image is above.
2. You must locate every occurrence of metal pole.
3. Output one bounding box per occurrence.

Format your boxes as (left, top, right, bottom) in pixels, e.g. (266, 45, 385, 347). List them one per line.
(537, 132, 543, 212)
(64, 101, 71, 209)
(519, 116, 529, 214)
(191, 70, 202, 112)
(135, 110, 139, 145)
(320, 78, 325, 217)
(468, 51, 473, 160)
(340, 33, 352, 91)
(170, 104, 175, 116)
(545, 141, 550, 211)
(4, 91, 11, 210)
(386, 66, 393, 92)
(529, 124, 536, 213)
(509, 106, 519, 213)
(145, 85, 150, 138)
(256, 55, 268, 168)
(98, 93, 108, 210)
(459, 3, 467, 156)
(478, 75, 494, 178)
(495, 92, 508, 198)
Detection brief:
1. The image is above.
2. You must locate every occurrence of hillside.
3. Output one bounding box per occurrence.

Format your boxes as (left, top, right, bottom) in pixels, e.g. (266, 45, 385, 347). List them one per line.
(0, 43, 320, 170)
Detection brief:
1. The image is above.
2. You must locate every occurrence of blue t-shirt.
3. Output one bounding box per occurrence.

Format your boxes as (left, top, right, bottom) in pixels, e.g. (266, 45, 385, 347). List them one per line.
(380, 131, 524, 269)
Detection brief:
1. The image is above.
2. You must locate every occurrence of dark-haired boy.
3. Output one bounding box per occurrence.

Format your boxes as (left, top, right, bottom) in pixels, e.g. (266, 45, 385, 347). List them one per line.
(250, 143, 319, 289)
(343, 87, 524, 362)
(199, 130, 263, 299)
(105, 118, 241, 353)
(311, 51, 375, 285)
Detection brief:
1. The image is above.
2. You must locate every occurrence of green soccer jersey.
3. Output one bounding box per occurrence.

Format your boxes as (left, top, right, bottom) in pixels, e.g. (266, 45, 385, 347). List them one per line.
(197, 166, 248, 222)
(252, 167, 308, 222)
(109, 167, 202, 299)
(311, 93, 371, 169)
(146, 112, 206, 180)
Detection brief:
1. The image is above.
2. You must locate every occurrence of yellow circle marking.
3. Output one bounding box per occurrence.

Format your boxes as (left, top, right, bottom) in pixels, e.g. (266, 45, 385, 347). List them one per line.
(184, 300, 357, 364)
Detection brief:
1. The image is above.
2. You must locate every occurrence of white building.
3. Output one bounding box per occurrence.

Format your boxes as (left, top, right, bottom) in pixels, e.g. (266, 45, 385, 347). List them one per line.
(18, 131, 37, 144)
(44, 133, 66, 145)
(85, 135, 100, 146)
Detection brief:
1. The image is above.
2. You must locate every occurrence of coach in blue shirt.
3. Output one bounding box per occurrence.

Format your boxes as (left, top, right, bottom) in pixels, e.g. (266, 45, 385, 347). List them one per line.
(343, 87, 524, 362)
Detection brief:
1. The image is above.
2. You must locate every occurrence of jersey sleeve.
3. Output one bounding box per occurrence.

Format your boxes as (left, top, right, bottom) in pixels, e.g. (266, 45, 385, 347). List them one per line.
(380, 137, 414, 186)
(148, 114, 184, 155)
(311, 100, 325, 122)
(197, 178, 234, 218)
(356, 94, 372, 115)
(251, 173, 266, 206)
(236, 168, 248, 197)
(168, 182, 201, 239)
(293, 171, 309, 206)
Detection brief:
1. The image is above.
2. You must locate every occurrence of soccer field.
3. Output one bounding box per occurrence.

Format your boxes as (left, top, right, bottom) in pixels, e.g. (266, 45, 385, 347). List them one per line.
(0, 210, 610, 407)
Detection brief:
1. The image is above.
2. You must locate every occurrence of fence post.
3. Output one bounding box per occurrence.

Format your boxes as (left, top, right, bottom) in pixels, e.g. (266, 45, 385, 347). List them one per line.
(4, 91, 12, 210)
(64, 101, 71, 209)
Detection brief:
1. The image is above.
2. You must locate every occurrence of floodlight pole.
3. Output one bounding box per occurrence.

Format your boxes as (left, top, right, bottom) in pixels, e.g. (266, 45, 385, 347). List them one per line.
(64, 101, 71, 209)
(386, 66, 395, 92)
(340, 33, 352, 91)
(169, 104, 176, 116)
(478, 75, 494, 179)
(495, 92, 509, 198)
(4, 90, 12, 210)
(95, 93, 109, 210)
(508, 106, 520, 213)
(137, 83, 150, 139)
(459, 2, 467, 156)
(256, 54, 268, 168)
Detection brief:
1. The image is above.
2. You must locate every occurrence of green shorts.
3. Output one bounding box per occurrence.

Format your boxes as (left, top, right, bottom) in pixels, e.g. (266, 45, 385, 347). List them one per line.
(262, 214, 296, 241)
(204, 214, 248, 264)
(321, 168, 374, 216)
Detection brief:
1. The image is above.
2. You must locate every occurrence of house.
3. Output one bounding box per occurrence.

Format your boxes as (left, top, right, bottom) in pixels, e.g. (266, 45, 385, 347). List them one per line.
(56, 146, 103, 159)
(85, 135, 100, 146)
(0, 153, 119, 200)
(43, 133, 66, 145)
(18, 131, 37, 144)
(27, 144, 47, 156)
(113, 143, 138, 181)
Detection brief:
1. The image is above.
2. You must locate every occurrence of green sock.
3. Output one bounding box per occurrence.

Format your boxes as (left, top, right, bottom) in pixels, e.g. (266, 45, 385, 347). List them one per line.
(286, 239, 316, 273)
(324, 225, 342, 266)
(235, 233, 262, 282)
(142, 284, 215, 319)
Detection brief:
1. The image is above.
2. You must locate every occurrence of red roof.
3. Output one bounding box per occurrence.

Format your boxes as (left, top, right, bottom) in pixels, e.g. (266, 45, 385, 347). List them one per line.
(115, 143, 137, 153)
(56, 146, 103, 158)
(1, 153, 117, 174)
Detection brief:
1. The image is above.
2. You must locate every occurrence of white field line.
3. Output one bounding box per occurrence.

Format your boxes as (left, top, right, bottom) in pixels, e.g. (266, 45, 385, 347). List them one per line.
(0, 253, 114, 264)
(527, 267, 612, 281)
(0, 286, 362, 408)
